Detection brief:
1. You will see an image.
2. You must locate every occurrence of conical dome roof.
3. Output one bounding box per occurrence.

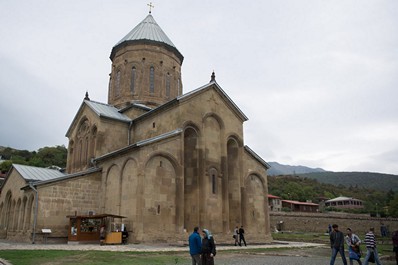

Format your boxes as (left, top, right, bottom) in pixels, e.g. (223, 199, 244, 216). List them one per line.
(110, 14, 183, 62)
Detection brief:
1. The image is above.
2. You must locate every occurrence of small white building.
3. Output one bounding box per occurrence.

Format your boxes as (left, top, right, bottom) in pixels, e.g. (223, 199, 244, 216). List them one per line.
(267, 194, 282, 212)
(325, 196, 364, 209)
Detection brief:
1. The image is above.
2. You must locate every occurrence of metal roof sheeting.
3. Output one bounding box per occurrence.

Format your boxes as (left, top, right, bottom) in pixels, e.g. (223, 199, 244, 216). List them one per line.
(115, 14, 176, 48)
(85, 100, 131, 122)
(13, 164, 66, 182)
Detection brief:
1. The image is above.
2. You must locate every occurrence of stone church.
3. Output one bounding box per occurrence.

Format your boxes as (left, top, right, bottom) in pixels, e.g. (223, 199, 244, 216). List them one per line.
(0, 12, 272, 244)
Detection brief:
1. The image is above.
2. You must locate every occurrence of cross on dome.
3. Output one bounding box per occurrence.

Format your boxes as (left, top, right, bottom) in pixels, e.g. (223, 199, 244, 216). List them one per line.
(147, 2, 154, 13)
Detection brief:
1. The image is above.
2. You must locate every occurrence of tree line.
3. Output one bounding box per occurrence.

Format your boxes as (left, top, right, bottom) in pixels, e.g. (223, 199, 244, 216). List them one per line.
(268, 175, 398, 218)
(0, 145, 67, 173)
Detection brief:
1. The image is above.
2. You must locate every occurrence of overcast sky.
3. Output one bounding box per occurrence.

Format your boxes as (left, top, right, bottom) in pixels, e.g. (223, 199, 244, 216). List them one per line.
(0, 1, 397, 174)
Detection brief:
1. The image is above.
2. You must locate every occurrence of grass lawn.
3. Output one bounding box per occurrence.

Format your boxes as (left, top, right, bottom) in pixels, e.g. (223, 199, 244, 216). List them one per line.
(0, 250, 190, 265)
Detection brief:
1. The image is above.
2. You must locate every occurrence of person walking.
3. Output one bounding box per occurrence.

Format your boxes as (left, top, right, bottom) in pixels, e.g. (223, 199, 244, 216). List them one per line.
(392, 230, 398, 265)
(330, 224, 348, 265)
(99, 225, 106, 246)
(345, 228, 362, 265)
(189, 226, 202, 265)
(201, 229, 216, 265)
(363, 227, 382, 265)
(239, 225, 247, 246)
(233, 226, 240, 246)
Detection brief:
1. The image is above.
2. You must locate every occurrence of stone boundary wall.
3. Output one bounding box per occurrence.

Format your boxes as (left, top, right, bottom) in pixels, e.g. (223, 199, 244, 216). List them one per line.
(270, 212, 398, 236)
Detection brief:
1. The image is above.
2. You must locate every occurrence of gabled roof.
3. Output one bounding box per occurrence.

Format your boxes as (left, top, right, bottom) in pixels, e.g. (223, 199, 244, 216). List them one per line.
(66, 100, 131, 137)
(85, 100, 131, 122)
(178, 81, 249, 122)
(12, 164, 66, 182)
(111, 14, 183, 62)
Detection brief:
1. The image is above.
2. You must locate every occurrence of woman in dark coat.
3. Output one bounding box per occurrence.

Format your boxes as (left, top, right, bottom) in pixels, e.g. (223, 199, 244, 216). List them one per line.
(201, 229, 216, 265)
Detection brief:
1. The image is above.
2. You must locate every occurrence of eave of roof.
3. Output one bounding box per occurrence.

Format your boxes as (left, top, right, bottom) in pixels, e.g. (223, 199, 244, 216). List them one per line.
(282, 200, 319, 206)
(244, 145, 270, 169)
(21, 167, 102, 190)
(94, 128, 183, 163)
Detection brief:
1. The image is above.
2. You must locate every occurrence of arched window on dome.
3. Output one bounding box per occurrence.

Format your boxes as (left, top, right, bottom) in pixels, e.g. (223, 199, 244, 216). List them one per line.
(149, 66, 155, 94)
(166, 72, 171, 98)
(130, 66, 136, 94)
(115, 70, 121, 97)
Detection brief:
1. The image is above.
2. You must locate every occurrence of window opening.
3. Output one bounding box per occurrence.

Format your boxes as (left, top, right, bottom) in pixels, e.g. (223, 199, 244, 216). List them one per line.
(130, 66, 136, 94)
(212, 174, 216, 194)
(149, 66, 155, 93)
(115, 70, 121, 97)
(166, 73, 170, 97)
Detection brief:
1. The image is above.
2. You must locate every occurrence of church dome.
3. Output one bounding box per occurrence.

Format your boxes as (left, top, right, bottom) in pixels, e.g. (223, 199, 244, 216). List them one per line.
(110, 14, 183, 63)
(108, 13, 184, 110)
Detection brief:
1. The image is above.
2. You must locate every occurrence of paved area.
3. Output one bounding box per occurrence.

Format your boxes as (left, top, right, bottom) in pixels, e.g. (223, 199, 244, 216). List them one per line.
(0, 240, 321, 252)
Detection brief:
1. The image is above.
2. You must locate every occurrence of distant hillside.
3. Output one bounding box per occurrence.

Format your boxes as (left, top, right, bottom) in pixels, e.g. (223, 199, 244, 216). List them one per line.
(299, 171, 398, 192)
(267, 161, 326, 176)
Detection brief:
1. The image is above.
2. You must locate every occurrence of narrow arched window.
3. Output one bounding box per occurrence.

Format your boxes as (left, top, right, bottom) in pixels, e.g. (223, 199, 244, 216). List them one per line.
(212, 174, 216, 194)
(115, 70, 121, 97)
(166, 73, 171, 97)
(130, 66, 136, 94)
(149, 66, 155, 94)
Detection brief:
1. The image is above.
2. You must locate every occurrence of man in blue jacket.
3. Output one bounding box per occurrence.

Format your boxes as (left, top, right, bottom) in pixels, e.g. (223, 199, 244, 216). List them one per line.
(189, 226, 202, 265)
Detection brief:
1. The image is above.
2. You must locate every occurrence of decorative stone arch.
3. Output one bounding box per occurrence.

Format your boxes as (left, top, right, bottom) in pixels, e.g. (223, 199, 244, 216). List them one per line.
(143, 151, 181, 171)
(226, 135, 243, 230)
(226, 133, 243, 147)
(129, 62, 139, 95)
(9, 199, 16, 232)
(182, 121, 201, 136)
(182, 122, 201, 232)
(25, 194, 35, 232)
(203, 165, 223, 233)
(14, 198, 22, 231)
(119, 157, 140, 239)
(3, 191, 12, 231)
(88, 124, 97, 165)
(21, 196, 28, 231)
(202, 112, 225, 130)
(142, 151, 180, 240)
(104, 163, 122, 215)
(242, 171, 267, 237)
(74, 116, 91, 170)
(0, 202, 3, 230)
(114, 66, 122, 98)
(68, 139, 75, 172)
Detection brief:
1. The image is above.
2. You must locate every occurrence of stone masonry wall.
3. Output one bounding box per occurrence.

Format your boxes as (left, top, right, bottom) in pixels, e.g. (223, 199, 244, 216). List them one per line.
(270, 211, 398, 237)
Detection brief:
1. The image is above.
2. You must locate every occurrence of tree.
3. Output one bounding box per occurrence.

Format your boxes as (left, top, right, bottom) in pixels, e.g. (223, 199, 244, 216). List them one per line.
(389, 195, 398, 217)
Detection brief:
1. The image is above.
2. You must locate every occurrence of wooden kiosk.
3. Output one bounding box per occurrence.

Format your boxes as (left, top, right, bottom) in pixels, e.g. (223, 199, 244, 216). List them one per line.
(67, 213, 126, 244)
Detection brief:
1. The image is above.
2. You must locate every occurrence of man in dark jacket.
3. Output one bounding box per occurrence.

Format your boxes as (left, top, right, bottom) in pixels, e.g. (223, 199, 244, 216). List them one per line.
(189, 227, 202, 265)
(239, 225, 247, 246)
(330, 224, 348, 265)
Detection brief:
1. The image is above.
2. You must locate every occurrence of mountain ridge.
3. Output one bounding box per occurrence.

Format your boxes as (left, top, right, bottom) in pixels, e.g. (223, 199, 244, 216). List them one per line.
(267, 161, 398, 192)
